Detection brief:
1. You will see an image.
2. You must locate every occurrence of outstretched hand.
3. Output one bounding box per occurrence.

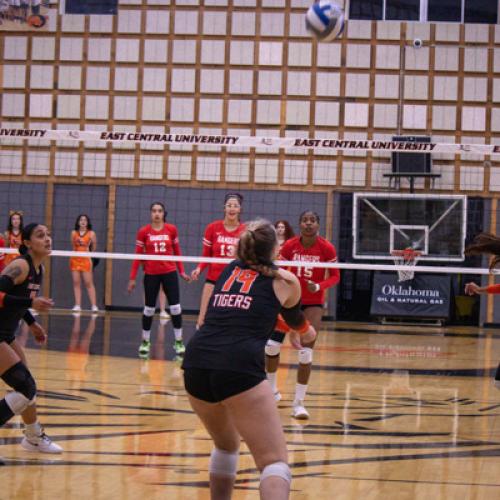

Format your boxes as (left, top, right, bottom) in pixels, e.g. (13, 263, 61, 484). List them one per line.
(29, 322, 47, 345)
(288, 325, 317, 350)
(190, 268, 201, 281)
(465, 282, 480, 296)
(180, 272, 191, 283)
(31, 297, 54, 312)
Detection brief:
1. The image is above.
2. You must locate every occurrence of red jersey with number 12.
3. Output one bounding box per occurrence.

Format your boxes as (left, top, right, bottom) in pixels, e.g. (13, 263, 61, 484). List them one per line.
(198, 220, 246, 282)
(130, 223, 185, 279)
(280, 235, 340, 305)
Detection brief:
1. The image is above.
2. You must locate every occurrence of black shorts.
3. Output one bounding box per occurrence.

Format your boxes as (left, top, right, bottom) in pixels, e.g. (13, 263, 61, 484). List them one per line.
(0, 335, 15, 345)
(143, 272, 180, 307)
(183, 368, 265, 403)
(302, 304, 323, 310)
(205, 279, 216, 285)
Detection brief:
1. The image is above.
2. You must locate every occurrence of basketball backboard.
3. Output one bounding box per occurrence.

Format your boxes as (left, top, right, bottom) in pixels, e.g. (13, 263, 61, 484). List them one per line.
(353, 193, 467, 261)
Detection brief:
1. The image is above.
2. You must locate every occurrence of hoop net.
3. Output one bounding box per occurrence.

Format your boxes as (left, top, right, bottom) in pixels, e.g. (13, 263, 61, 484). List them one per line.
(391, 249, 422, 282)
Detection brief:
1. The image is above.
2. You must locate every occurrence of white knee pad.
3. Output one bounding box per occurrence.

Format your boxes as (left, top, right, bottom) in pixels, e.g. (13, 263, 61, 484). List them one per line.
(298, 347, 313, 365)
(209, 447, 239, 477)
(260, 461, 291, 485)
(5, 391, 32, 415)
(143, 306, 155, 317)
(170, 303, 182, 315)
(265, 339, 282, 357)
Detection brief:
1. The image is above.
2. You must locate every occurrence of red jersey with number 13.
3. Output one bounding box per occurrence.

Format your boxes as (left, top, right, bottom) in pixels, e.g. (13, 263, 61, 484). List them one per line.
(130, 223, 185, 279)
(280, 235, 340, 305)
(198, 220, 246, 282)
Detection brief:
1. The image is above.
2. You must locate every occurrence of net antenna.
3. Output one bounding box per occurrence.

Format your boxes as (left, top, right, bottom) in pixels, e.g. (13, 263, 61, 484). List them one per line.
(391, 248, 422, 282)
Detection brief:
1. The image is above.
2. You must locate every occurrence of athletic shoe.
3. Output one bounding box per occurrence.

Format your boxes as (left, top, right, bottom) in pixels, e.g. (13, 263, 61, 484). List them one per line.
(274, 391, 282, 402)
(160, 310, 170, 320)
(138, 340, 151, 358)
(21, 431, 63, 454)
(292, 401, 310, 420)
(91, 305, 99, 313)
(173, 339, 186, 355)
(72, 305, 81, 312)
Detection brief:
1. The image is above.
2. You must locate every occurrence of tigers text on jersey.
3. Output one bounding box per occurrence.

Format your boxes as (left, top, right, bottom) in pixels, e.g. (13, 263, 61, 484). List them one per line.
(130, 223, 185, 278)
(182, 260, 281, 375)
(198, 220, 246, 282)
(280, 235, 340, 305)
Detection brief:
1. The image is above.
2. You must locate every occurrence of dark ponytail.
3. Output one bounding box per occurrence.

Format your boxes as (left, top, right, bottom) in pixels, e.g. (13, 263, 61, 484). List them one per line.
(237, 219, 280, 278)
(150, 202, 167, 221)
(299, 210, 320, 224)
(19, 223, 41, 255)
(224, 193, 243, 205)
(465, 233, 500, 270)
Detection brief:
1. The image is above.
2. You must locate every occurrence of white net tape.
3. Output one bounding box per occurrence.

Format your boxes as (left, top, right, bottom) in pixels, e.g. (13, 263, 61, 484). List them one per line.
(0, 247, 491, 275)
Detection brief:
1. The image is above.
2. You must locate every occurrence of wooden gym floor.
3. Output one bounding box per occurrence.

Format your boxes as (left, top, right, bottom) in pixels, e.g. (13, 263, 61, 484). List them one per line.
(0, 311, 498, 499)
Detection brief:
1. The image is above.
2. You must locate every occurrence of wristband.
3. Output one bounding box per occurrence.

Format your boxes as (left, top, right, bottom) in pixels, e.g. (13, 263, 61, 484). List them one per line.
(275, 315, 291, 334)
(23, 310, 36, 326)
(314, 283, 320, 293)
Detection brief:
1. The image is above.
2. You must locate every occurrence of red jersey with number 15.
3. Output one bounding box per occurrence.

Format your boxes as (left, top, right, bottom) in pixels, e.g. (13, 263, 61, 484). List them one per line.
(198, 220, 246, 282)
(280, 235, 340, 305)
(130, 223, 185, 279)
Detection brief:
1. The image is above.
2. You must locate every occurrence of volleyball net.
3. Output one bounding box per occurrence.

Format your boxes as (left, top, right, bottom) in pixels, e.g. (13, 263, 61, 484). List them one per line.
(0, 128, 496, 316)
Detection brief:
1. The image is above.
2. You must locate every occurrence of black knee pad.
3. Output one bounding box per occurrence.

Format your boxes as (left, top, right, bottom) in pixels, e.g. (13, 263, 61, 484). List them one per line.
(171, 315, 182, 329)
(1, 362, 37, 401)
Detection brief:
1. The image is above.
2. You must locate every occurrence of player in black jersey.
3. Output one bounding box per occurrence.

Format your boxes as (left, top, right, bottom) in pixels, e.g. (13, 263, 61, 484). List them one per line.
(183, 219, 317, 500)
(0, 223, 62, 454)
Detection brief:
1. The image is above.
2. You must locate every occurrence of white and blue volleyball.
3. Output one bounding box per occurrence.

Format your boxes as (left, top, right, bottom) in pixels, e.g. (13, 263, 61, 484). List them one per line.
(305, 1, 345, 42)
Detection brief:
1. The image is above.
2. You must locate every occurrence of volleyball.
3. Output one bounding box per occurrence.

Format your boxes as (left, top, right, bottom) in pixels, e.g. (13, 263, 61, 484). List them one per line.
(305, 1, 345, 42)
(27, 14, 47, 28)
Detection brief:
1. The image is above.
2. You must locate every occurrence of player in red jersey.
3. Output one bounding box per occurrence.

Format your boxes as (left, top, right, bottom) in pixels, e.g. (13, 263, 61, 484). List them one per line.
(128, 202, 190, 358)
(265, 210, 340, 419)
(463, 232, 500, 390)
(190, 193, 246, 329)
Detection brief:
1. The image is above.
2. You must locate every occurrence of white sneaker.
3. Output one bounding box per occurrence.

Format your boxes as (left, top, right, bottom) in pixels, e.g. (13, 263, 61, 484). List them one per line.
(21, 431, 63, 454)
(72, 305, 81, 312)
(274, 391, 282, 402)
(91, 305, 99, 313)
(292, 401, 310, 420)
(160, 310, 170, 320)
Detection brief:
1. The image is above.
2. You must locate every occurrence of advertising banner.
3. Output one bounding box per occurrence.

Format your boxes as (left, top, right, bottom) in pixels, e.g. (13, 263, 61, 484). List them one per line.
(371, 272, 451, 319)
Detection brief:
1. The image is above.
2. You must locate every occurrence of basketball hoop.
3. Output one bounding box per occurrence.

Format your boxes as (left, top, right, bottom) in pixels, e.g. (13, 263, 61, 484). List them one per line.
(391, 249, 422, 282)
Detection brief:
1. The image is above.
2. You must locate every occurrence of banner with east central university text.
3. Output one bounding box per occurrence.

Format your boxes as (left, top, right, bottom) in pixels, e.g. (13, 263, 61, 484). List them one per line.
(2, 127, 500, 155)
(370, 273, 451, 319)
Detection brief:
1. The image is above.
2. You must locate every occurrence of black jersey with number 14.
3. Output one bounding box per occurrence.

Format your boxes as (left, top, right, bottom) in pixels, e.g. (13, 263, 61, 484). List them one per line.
(183, 260, 281, 375)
